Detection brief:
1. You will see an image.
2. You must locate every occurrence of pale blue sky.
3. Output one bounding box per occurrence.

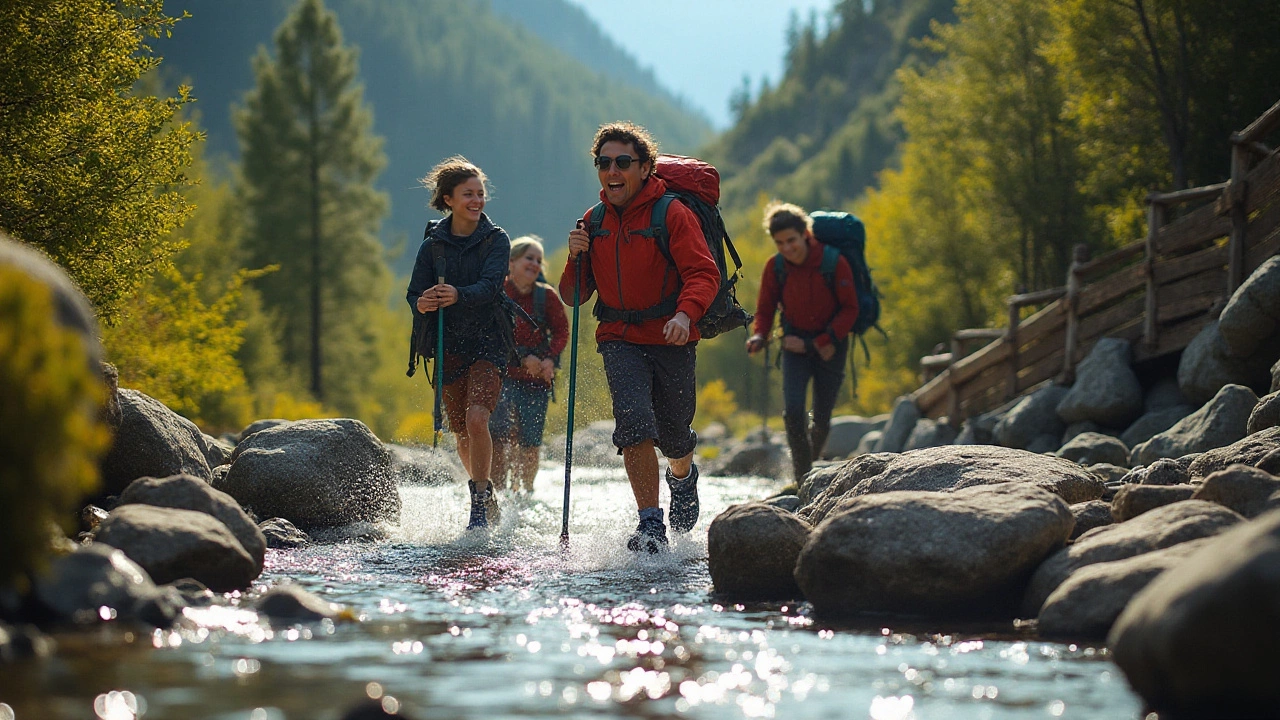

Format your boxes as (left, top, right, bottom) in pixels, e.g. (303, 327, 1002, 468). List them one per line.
(563, 0, 837, 129)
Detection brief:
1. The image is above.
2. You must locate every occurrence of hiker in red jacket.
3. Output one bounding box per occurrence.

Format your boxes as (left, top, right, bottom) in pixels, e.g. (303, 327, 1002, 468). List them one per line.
(490, 235, 569, 493)
(746, 201, 859, 483)
(560, 122, 719, 553)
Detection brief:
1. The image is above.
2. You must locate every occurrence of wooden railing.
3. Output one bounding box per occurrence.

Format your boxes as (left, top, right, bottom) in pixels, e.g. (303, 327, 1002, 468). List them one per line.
(913, 98, 1280, 424)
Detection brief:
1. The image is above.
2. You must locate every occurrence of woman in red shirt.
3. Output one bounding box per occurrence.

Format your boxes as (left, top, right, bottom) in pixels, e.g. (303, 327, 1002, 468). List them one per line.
(490, 236, 569, 492)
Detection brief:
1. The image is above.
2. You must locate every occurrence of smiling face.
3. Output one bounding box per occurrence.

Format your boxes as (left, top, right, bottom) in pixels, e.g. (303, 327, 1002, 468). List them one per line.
(443, 175, 486, 226)
(772, 228, 810, 266)
(597, 140, 651, 211)
(509, 245, 543, 287)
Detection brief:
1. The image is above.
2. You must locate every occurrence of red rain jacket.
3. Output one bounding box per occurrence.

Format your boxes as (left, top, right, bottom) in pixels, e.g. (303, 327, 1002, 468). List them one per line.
(752, 235, 859, 348)
(559, 176, 719, 345)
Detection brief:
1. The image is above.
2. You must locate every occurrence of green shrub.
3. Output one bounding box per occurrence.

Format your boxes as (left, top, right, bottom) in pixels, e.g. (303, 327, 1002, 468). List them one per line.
(0, 267, 109, 590)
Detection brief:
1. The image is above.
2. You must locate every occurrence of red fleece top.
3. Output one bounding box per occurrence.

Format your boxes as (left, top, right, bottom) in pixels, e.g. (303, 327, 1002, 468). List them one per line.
(752, 236, 859, 348)
(559, 176, 720, 345)
(504, 279, 569, 385)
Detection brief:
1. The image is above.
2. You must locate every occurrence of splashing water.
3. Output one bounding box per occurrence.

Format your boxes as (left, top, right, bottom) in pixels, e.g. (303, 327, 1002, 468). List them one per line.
(0, 467, 1144, 719)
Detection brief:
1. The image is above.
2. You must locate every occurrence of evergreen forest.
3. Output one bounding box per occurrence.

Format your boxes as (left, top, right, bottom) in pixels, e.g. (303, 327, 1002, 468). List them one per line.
(3, 0, 1278, 449)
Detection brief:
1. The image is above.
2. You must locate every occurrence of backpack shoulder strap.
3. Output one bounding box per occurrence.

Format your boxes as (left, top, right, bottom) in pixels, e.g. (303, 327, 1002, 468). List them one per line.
(533, 283, 547, 326)
(639, 192, 678, 266)
(773, 253, 787, 289)
(819, 244, 841, 291)
(587, 203, 610, 238)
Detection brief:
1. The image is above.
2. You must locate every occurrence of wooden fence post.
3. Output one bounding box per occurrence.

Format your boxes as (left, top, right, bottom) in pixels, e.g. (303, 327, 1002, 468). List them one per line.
(1061, 244, 1089, 384)
(1005, 299, 1020, 400)
(1226, 140, 1252, 292)
(1144, 200, 1164, 349)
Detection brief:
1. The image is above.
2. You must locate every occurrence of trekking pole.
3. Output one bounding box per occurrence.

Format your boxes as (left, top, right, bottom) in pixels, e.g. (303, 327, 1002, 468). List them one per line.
(433, 267, 445, 448)
(761, 340, 770, 444)
(561, 248, 583, 549)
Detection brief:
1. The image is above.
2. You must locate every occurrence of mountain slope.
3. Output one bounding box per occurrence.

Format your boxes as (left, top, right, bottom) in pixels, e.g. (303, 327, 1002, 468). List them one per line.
(155, 0, 712, 271)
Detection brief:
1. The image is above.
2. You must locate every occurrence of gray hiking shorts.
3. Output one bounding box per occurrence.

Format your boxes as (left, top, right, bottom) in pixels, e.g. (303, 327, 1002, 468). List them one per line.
(598, 340, 698, 458)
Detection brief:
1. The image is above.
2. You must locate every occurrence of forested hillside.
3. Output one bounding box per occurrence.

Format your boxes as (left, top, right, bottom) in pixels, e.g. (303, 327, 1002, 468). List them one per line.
(155, 0, 712, 272)
(704, 0, 954, 215)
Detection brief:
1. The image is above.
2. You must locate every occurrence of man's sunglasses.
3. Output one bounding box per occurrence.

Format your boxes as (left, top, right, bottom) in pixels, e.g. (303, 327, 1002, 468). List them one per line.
(594, 154, 640, 171)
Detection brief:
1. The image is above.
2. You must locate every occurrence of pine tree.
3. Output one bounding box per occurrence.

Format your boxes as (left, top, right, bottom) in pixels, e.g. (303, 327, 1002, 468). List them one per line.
(0, 0, 198, 322)
(234, 0, 388, 403)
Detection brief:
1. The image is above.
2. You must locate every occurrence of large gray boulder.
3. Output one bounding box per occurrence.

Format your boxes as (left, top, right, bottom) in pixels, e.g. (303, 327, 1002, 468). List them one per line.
(854, 430, 883, 455)
(1037, 538, 1212, 639)
(118, 474, 266, 571)
(1109, 509, 1280, 717)
(1217, 256, 1280, 357)
(1247, 391, 1280, 435)
(237, 418, 293, 443)
(95, 504, 259, 592)
(903, 418, 958, 450)
(802, 445, 1103, 526)
(1068, 500, 1113, 540)
(821, 415, 888, 460)
(1056, 338, 1143, 427)
(707, 440, 789, 479)
(1111, 484, 1197, 522)
(708, 503, 810, 599)
(219, 418, 400, 530)
(798, 463, 849, 506)
(873, 396, 920, 453)
(1177, 320, 1278, 405)
(99, 389, 213, 495)
(993, 384, 1069, 450)
(795, 484, 1073, 618)
(1055, 432, 1130, 468)
(32, 544, 168, 625)
(1191, 464, 1280, 519)
(1023, 500, 1242, 615)
(1120, 405, 1194, 449)
(1186, 425, 1280, 479)
(1130, 384, 1258, 466)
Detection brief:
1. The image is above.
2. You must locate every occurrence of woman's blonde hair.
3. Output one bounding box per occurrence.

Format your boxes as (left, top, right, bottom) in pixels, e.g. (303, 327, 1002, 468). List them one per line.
(509, 235, 545, 262)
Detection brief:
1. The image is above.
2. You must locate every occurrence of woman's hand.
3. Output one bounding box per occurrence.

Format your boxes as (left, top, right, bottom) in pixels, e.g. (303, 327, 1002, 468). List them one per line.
(782, 335, 807, 354)
(817, 342, 836, 361)
(539, 358, 555, 382)
(745, 334, 766, 355)
(522, 354, 542, 375)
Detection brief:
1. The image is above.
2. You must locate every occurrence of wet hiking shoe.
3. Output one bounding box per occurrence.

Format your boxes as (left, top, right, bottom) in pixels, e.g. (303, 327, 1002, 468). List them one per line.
(666, 464, 700, 533)
(626, 513, 669, 554)
(466, 480, 497, 531)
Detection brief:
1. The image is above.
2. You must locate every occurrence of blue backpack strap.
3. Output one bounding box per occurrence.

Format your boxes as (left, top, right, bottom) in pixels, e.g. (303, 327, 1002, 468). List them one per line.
(631, 192, 677, 264)
(533, 283, 547, 326)
(819, 244, 840, 286)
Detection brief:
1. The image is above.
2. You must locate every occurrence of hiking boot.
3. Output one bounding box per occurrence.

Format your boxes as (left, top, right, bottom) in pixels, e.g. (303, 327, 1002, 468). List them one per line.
(666, 464, 700, 533)
(466, 480, 496, 531)
(626, 511, 669, 554)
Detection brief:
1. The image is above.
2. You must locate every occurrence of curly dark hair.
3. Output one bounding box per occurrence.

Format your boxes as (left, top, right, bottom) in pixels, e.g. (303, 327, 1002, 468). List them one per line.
(763, 201, 812, 236)
(590, 122, 659, 167)
(421, 155, 488, 213)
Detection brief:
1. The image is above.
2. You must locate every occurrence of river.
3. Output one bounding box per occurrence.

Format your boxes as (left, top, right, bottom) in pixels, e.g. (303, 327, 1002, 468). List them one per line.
(0, 467, 1145, 719)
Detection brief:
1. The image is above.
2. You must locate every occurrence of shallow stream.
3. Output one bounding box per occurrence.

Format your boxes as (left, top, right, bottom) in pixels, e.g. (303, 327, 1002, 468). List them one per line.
(0, 469, 1145, 719)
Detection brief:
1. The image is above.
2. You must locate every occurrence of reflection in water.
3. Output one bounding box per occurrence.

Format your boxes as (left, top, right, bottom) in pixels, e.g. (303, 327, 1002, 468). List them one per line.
(0, 468, 1144, 719)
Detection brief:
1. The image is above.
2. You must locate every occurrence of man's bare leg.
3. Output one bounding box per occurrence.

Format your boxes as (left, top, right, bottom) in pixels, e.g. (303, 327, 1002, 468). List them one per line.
(622, 440, 660, 509)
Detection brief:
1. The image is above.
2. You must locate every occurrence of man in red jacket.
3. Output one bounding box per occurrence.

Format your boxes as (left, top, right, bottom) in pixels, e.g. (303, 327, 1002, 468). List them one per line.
(746, 202, 859, 483)
(561, 122, 720, 553)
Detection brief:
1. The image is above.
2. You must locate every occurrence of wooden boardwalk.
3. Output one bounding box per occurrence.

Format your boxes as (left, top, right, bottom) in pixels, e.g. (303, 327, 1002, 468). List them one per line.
(912, 99, 1280, 424)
